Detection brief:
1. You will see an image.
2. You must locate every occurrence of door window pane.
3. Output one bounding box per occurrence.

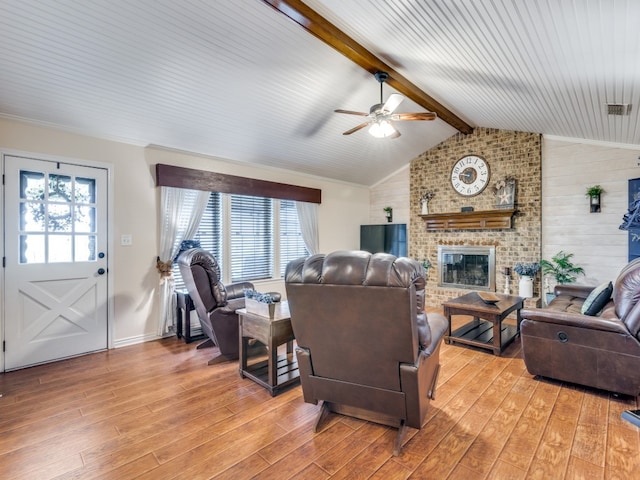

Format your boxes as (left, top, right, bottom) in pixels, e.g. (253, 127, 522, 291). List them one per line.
(49, 235, 73, 262)
(48, 203, 72, 232)
(18, 170, 100, 264)
(75, 206, 96, 233)
(75, 235, 96, 261)
(75, 177, 96, 203)
(20, 235, 45, 263)
(20, 171, 45, 200)
(20, 202, 46, 231)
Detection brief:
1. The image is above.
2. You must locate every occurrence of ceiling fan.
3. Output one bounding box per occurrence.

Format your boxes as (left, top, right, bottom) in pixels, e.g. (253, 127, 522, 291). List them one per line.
(334, 71, 437, 138)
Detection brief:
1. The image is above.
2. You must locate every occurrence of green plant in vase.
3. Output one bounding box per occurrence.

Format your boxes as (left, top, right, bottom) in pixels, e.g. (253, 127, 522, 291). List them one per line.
(586, 185, 604, 213)
(539, 251, 585, 303)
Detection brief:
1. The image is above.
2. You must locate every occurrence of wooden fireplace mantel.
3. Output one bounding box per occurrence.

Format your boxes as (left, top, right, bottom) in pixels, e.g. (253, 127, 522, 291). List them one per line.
(420, 209, 516, 231)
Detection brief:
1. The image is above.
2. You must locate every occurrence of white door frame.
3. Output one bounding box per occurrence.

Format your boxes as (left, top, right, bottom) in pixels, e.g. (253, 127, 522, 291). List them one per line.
(1, 149, 115, 372)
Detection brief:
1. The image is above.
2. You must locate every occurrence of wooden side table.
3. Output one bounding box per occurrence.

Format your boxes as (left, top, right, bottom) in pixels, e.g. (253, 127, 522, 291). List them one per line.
(237, 301, 300, 396)
(442, 292, 524, 356)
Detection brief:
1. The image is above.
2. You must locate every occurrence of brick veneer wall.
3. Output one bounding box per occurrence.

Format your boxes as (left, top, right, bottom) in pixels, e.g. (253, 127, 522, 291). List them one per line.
(410, 127, 542, 307)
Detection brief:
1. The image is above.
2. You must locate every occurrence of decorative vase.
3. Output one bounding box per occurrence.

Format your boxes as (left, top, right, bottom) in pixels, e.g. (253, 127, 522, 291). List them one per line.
(421, 200, 429, 215)
(519, 276, 533, 298)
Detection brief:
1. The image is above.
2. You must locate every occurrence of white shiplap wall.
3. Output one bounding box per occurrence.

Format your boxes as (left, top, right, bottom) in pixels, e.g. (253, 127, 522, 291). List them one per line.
(369, 165, 410, 227)
(542, 136, 640, 286)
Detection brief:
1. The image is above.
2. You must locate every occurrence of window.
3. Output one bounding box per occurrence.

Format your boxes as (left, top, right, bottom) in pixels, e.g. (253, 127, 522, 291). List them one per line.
(173, 193, 307, 288)
(19, 170, 97, 264)
(230, 195, 273, 282)
(279, 200, 309, 276)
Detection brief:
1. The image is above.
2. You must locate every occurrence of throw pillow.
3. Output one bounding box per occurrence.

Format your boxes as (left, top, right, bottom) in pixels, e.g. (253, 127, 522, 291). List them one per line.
(581, 281, 613, 316)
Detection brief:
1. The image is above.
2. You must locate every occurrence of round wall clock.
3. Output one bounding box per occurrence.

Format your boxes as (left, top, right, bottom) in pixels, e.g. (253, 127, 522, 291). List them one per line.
(450, 155, 490, 196)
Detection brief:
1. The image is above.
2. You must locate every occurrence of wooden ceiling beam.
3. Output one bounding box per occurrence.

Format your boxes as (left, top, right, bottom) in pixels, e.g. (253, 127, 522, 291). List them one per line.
(261, 0, 473, 134)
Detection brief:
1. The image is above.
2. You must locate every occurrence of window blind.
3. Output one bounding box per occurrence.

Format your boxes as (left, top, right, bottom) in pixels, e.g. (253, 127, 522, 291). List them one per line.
(230, 195, 273, 282)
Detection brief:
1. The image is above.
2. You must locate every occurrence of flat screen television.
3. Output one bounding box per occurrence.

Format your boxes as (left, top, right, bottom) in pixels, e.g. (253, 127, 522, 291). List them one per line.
(360, 223, 407, 257)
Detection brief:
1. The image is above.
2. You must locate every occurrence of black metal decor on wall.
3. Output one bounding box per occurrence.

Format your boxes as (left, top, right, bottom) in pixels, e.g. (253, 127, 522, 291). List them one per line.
(627, 178, 640, 262)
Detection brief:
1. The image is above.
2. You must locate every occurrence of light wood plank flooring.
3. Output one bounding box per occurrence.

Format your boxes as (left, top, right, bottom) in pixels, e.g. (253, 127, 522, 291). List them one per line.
(1, 318, 639, 479)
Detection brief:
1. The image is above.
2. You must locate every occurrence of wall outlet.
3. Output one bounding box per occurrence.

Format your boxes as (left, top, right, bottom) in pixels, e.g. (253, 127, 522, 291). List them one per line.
(121, 234, 132, 246)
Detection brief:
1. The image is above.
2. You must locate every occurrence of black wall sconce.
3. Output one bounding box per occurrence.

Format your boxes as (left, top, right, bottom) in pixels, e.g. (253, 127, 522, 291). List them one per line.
(383, 207, 393, 222)
(586, 185, 604, 213)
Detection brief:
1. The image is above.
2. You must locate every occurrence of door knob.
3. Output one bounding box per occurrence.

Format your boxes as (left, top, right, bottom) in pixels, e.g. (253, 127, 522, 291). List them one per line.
(97, 268, 106, 275)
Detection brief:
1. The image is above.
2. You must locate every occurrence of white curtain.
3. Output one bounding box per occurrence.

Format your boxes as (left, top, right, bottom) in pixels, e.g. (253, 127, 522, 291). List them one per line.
(295, 201, 319, 255)
(157, 187, 210, 336)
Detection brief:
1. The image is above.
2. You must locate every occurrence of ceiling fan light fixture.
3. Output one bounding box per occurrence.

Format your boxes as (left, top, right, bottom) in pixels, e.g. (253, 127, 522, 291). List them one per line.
(369, 119, 396, 138)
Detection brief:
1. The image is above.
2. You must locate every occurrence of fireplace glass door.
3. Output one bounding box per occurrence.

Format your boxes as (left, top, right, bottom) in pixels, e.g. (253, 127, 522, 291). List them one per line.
(438, 246, 496, 291)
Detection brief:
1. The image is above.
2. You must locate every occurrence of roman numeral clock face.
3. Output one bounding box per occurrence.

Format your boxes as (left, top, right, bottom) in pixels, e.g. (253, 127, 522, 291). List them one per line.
(450, 155, 490, 197)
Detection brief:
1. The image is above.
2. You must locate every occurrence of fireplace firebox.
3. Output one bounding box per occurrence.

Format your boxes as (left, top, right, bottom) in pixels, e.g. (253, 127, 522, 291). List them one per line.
(438, 245, 496, 291)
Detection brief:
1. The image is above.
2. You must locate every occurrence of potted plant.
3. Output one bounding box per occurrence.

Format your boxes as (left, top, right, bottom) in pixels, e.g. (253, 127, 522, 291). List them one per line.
(420, 258, 432, 278)
(420, 191, 435, 215)
(243, 288, 280, 319)
(539, 251, 585, 303)
(383, 206, 393, 222)
(513, 262, 540, 298)
(586, 185, 604, 212)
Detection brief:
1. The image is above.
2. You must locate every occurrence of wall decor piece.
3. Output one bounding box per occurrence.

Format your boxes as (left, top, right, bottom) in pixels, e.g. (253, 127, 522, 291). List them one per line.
(420, 191, 435, 214)
(493, 177, 516, 209)
(450, 155, 490, 196)
(383, 206, 393, 222)
(586, 185, 604, 213)
(626, 178, 640, 261)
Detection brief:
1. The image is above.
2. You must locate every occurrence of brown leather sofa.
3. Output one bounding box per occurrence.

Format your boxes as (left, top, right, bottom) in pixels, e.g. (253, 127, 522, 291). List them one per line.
(178, 248, 254, 364)
(285, 250, 448, 455)
(520, 258, 640, 396)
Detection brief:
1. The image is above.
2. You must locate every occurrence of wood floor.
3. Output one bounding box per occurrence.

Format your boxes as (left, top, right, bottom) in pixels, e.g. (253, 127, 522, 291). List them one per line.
(1, 320, 639, 480)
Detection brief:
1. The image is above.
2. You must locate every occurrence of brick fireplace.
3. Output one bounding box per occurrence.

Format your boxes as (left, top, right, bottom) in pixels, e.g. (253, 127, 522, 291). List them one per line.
(409, 127, 542, 308)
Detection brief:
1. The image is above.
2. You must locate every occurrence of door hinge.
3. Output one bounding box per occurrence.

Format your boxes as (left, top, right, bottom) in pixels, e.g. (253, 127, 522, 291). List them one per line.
(3, 341, 5, 353)
(2, 257, 5, 268)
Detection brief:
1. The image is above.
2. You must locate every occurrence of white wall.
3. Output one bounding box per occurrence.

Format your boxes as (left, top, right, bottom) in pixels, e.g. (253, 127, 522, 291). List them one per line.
(369, 165, 410, 226)
(542, 136, 640, 285)
(0, 118, 370, 349)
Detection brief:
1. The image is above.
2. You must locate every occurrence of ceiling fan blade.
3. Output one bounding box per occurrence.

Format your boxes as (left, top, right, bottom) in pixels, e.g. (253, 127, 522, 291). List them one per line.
(342, 122, 370, 135)
(382, 93, 403, 114)
(334, 109, 369, 116)
(392, 112, 437, 121)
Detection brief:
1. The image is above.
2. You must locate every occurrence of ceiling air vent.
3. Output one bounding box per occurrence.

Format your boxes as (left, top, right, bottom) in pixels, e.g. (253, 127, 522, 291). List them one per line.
(607, 103, 632, 116)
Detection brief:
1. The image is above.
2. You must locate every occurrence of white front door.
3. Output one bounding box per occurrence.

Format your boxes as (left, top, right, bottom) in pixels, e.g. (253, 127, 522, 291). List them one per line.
(3, 155, 108, 370)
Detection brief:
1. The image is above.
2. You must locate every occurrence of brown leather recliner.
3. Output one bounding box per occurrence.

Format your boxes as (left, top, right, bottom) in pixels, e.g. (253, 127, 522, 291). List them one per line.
(178, 248, 254, 364)
(285, 250, 448, 455)
(520, 257, 640, 396)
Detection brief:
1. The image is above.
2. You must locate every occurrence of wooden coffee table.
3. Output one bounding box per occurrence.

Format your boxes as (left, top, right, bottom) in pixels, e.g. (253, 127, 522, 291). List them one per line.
(237, 301, 300, 396)
(442, 292, 524, 356)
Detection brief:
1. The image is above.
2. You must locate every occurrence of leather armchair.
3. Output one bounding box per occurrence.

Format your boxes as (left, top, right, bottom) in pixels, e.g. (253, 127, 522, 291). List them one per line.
(521, 257, 640, 396)
(178, 248, 253, 364)
(285, 250, 448, 455)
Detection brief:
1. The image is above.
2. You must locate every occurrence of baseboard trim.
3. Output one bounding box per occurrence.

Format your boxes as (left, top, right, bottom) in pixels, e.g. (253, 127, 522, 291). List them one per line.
(114, 332, 162, 349)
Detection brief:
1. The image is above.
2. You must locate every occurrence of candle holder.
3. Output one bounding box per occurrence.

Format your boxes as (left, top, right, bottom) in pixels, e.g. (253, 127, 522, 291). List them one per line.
(503, 267, 511, 295)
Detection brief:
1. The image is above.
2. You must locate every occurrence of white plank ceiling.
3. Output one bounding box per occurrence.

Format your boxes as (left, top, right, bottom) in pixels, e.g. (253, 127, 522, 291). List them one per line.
(0, 0, 638, 186)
